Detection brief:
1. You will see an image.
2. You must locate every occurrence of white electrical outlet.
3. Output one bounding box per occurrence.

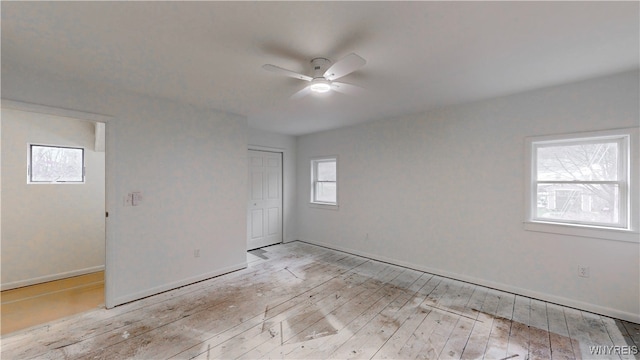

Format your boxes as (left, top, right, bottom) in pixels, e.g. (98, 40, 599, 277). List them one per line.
(578, 265, 590, 278)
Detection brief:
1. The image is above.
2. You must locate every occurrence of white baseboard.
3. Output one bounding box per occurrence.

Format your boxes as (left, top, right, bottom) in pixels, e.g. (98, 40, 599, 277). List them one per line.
(1, 265, 105, 291)
(107, 262, 247, 309)
(299, 239, 640, 324)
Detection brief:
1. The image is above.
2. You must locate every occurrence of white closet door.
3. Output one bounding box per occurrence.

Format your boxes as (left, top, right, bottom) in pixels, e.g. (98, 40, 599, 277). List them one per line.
(247, 150, 282, 250)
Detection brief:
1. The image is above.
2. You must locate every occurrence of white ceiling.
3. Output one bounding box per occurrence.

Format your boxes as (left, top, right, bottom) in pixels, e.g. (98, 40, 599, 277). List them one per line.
(2, 2, 638, 136)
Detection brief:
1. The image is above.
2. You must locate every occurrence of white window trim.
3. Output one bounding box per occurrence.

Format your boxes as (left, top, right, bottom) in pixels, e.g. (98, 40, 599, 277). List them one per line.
(524, 128, 639, 243)
(310, 156, 338, 208)
(27, 143, 86, 184)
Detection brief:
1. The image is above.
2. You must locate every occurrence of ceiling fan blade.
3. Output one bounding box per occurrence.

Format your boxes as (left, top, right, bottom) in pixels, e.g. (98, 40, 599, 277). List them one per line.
(290, 86, 312, 100)
(323, 53, 366, 81)
(262, 64, 312, 81)
(331, 82, 364, 96)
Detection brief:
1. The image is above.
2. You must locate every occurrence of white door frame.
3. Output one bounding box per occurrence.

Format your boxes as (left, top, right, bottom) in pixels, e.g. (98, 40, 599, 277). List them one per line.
(248, 145, 285, 250)
(0, 99, 115, 306)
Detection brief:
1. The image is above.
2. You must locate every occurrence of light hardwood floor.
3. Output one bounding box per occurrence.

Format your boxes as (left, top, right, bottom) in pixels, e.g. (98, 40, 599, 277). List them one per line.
(1, 271, 104, 335)
(1, 242, 638, 359)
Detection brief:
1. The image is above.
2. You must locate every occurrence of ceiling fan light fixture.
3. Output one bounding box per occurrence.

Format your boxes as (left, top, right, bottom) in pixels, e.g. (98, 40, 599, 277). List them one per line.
(310, 79, 331, 93)
(263, 53, 365, 99)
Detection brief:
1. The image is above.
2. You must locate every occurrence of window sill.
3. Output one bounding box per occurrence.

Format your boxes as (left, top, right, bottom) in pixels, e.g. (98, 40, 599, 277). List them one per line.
(309, 202, 339, 211)
(28, 181, 85, 185)
(524, 221, 639, 243)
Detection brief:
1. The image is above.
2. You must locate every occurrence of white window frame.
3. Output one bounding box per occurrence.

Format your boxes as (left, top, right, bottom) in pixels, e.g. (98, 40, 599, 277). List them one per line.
(310, 156, 338, 207)
(524, 128, 639, 242)
(27, 143, 86, 184)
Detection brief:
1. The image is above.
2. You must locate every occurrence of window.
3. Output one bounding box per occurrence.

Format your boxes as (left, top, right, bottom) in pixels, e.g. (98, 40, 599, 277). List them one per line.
(311, 157, 337, 205)
(28, 144, 85, 183)
(525, 128, 638, 241)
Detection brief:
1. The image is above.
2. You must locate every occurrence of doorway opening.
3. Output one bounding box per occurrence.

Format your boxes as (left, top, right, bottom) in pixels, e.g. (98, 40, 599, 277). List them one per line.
(0, 101, 109, 334)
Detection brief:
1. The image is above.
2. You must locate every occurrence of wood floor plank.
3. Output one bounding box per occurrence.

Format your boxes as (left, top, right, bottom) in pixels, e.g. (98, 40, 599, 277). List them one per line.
(177, 262, 393, 360)
(506, 295, 531, 359)
(528, 299, 552, 360)
(438, 285, 486, 359)
(2, 242, 637, 360)
(196, 260, 397, 360)
(459, 288, 501, 359)
(565, 307, 613, 360)
(0, 281, 104, 335)
(582, 312, 616, 345)
(621, 321, 640, 347)
(600, 316, 639, 360)
(2, 244, 353, 359)
(274, 268, 422, 359)
(1, 272, 104, 304)
(463, 286, 489, 319)
(483, 291, 515, 359)
(281, 266, 415, 359)
(546, 302, 578, 360)
(283, 267, 418, 359)
(186, 263, 387, 360)
(2, 244, 336, 357)
(395, 279, 472, 359)
(393, 277, 462, 359)
(369, 274, 442, 360)
(324, 271, 432, 359)
(581, 311, 622, 360)
(283, 269, 421, 346)
(419, 281, 476, 359)
(233, 266, 406, 359)
(80, 252, 369, 359)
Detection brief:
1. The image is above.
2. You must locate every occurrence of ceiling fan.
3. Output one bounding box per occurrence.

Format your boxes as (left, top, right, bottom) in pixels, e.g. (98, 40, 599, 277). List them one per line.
(262, 53, 366, 99)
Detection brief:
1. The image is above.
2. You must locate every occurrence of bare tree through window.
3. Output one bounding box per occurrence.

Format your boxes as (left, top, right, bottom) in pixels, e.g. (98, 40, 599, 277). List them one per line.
(535, 139, 623, 226)
(30, 145, 84, 182)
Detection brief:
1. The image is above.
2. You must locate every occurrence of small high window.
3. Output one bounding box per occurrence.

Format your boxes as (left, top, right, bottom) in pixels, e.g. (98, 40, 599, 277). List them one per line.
(28, 144, 85, 183)
(311, 157, 337, 205)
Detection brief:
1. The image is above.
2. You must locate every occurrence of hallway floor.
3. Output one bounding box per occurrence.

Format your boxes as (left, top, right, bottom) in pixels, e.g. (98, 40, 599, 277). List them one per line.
(1, 271, 104, 335)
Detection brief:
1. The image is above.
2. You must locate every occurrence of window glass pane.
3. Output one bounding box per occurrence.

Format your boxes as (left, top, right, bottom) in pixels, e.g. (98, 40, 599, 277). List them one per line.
(31, 145, 84, 182)
(536, 142, 618, 181)
(536, 183, 619, 225)
(317, 161, 336, 181)
(315, 182, 336, 203)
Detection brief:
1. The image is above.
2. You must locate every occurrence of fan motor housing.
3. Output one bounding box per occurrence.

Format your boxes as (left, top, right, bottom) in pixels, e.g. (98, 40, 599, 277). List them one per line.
(310, 58, 331, 78)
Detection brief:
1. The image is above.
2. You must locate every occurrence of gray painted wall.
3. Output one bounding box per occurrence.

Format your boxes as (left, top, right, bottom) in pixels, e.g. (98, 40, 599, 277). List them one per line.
(296, 70, 640, 322)
(2, 62, 249, 307)
(3, 58, 638, 322)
